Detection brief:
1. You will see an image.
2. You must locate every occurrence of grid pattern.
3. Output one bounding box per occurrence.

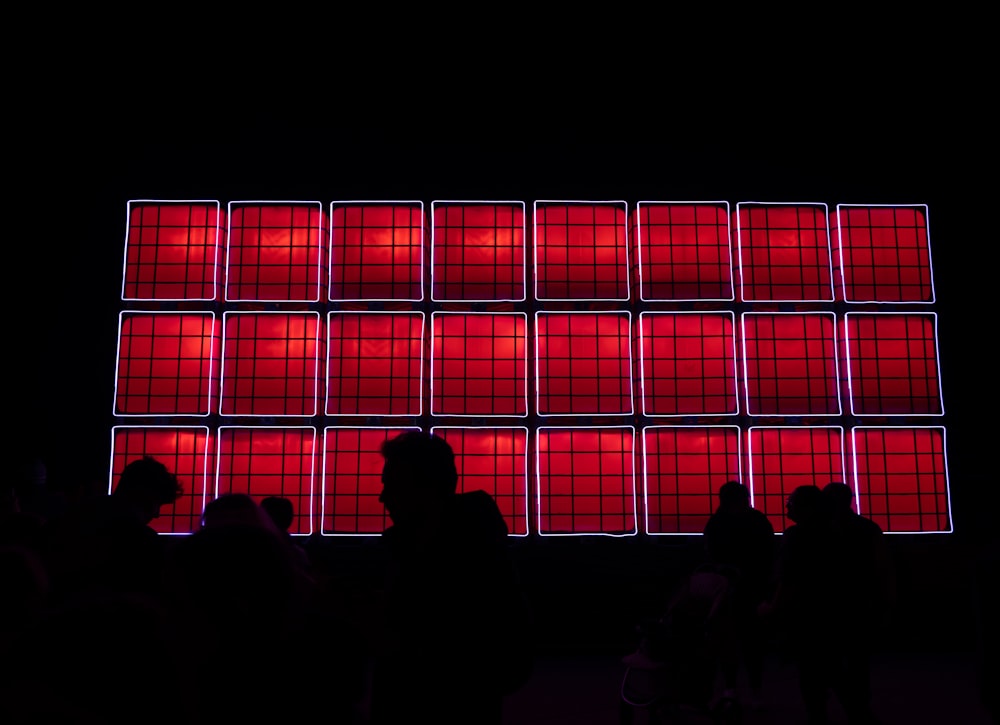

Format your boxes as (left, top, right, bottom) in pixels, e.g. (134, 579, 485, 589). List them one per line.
(110, 426, 212, 535)
(742, 312, 840, 416)
(536, 427, 636, 536)
(431, 313, 528, 417)
(833, 204, 934, 303)
(326, 312, 424, 417)
(634, 202, 734, 301)
(122, 200, 223, 301)
(114, 312, 219, 416)
(225, 201, 326, 302)
(215, 427, 316, 535)
(535, 311, 633, 416)
(321, 427, 419, 536)
(220, 312, 322, 417)
(642, 426, 741, 535)
(844, 312, 943, 416)
(736, 203, 834, 302)
(849, 427, 951, 533)
(431, 202, 526, 301)
(430, 427, 530, 536)
(639, 312, 738, 416)
(329, 202, 424, 301)
(534, 201, 629, 300)
(747, 426, 846, 533)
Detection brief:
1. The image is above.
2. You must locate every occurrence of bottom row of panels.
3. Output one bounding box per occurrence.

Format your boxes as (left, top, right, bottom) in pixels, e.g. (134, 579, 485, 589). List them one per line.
(109, 424, 951, 537)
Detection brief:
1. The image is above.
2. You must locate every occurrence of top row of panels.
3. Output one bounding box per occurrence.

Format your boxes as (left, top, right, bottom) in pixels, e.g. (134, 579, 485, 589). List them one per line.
(122, 200, 936, 305)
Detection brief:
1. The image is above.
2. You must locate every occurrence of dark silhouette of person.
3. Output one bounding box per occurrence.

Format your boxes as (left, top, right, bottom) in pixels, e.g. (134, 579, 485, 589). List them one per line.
(260, 494, 313, 572)
(702, 479, 775, 708)
(368, 430, 533, 725)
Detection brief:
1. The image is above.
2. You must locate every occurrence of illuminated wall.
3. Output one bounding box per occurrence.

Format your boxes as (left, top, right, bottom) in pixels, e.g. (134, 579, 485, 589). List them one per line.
(112, 199, 949, 536)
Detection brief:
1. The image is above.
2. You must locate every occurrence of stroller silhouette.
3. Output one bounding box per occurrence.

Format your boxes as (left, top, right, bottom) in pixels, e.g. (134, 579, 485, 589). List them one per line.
(620, 564, 742, 724)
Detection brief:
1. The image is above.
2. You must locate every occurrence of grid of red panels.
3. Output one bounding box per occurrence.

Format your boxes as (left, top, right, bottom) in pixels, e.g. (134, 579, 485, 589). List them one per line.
(741, 312, 840, 416)
(431, 313, 528, 417)
(535, 311, 633, 416)
(225, 202, 327, 302)
(110, 426, 212, 535)
(634, 202, 734, 301)
(747, 426, 846, 533)
(122, 201, 224, 301)
(642, 426, 741, 535)
(431, 202, 526, 301)
(215, 427, 316, 535)
(321, 427, 418, 535)
(329, 202, 424, 301)
(114, 312, 220, 416)
(220, 312, 322, 417)
(431, 427, 530, 536)
(849, 427, 951, 533)
(326, 312, 424, 417)
(843, 312, 943, 416)
(535, 427, 636, 536)
(534, 201, 629, 300)
(735, 202, 834, 302)
(833, 204, 935, 303)
(639, 312, 738, 416)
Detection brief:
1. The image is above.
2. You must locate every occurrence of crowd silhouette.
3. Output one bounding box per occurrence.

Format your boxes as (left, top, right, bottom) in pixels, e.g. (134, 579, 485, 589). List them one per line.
(1, 436, 990, 724)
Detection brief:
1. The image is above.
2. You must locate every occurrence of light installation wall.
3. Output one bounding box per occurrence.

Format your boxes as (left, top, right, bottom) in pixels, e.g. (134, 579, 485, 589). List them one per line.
(112, 199, 950, 537)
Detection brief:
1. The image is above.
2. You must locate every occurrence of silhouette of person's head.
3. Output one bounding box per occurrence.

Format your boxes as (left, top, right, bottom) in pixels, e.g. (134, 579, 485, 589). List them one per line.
(201, 493, 278, 532)
(379, 431, 458, 527)
(822, 481, 855, 515)
(260, 496, 295, 533)
(113, 456, 182, 525)
(718, 480, 751, 510)
(785, 484, 825, 526)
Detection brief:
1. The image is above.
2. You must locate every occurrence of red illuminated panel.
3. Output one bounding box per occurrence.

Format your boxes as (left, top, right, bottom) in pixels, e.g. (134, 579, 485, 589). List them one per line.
(321, 427, 420, 536)
(431, 427, 530, 536)
(431, 201, 526, 301)
(833, 204, 935, 303)
(220, 312, 322, 417)
(536, 427, 636, 536)
(741, 312, 840, 416)
(849, 427, 951, 533)
(431, 313, 528, 417)
(534, 201, 629, 300)
(122, 200, 224, 301)
(536, 311, 633, 416)
(110, 426, 212, 535)
(326, 312, 424, 417)
(639, 312, 738, 416)
(747, 426, 845, 532)
(634, 201, 734, 301)
(215, 426, 316, 535)
(844, 312, 943, 416)
(114, 312, 220, 416)
(735, 202, 834, 302)
(642, 426, 741, 535)
(329, 201, 424, 301)
(225, 201, 326, 302)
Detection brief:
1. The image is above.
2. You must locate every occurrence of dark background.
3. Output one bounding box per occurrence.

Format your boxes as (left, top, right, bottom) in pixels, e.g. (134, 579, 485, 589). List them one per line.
(11, 34, 994, 655)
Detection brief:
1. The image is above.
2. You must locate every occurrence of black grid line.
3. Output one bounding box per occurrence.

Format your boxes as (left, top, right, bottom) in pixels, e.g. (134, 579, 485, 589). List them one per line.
(845, 313, 943, 415)
(110, 426, 211, 535)
(636, 202, 733, 300)
(225, 202, 325, 302)
(215, 427, 316, 535)
(329, 202, 424, 301)
(326, 313, 423, 417)
(220, 313, 320, 417)
(432, 202, 526, 301)
(123, 201, 222, 301)
(115, 312, 217, 416)
(639, 312, 738, 416)
(642, 426, 741, 535)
